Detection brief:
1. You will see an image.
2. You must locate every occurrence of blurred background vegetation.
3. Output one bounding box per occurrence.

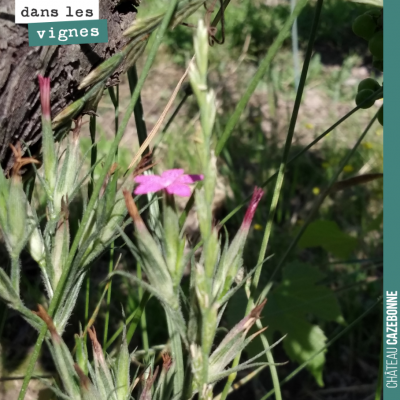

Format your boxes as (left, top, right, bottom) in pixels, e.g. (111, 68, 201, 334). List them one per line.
(0, 0, 382, 399)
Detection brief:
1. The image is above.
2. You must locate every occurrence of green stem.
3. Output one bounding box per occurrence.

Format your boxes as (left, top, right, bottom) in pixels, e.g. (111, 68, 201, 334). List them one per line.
(215, 0, 308, 155)
(11, 256, 20, 298)
(162, 90, 191, 134)
(104, 84, 119, 349)
(254, 0, 324, 289)
(220, 3, 324, 400)
(88, 114, 97, 198)
(104, 291, 150, 351)
(108, 85, 120, 156)
(259, 297, 382, 400)
(103, 243, 114, 348)
(86, 113, 97, 346)
(17, 327, 47, 400)
(125, 291, 151, 348)
(128, 63, 163, 240)
(167, 313, 184, 397)
(128, 66, 148, 149)
(84, 273, 90, 347)
(17, 3, 179, 398)
(257, 321, 281, 398)
(137, 263, 149, 356)
(267, 69, 276, 119)
(23, 173, 36, 203)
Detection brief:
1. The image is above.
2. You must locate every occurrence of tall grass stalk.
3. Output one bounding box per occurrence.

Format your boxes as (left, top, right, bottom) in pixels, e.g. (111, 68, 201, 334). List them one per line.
(103, 86, 119, 348)
(127, 65, 155, 358)
(85, 110, 98, 346)
(253, 0, 324, 288)
(17, 2, 180, 398)
(291, 0, 300, 90)
(219, 2, 324, 400)
(103, 244, 114, 348)
(215, 0, 308, 155)
(128, 66, 148, 149)
(137, 262, 149, 355)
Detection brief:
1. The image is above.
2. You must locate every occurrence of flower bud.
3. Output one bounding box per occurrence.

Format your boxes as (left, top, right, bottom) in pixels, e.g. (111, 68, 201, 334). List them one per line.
(78, 53, 124, 90)
(27, 204, 45, 264)
(194, 19, 209, 83)
(34, 305, 81, 399)
(6, 174, 27, 256)
(208, 301, 267, 378)
(52, 98, 85, 130)
(38, 75, 57, 192)
(74, 334, 89, 375)
(88, 327, 115, 397)
(216, 187, 264, 298)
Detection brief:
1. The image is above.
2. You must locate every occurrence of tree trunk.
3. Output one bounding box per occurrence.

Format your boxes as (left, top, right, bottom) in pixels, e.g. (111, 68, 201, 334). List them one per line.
(0, 0, 139, 173)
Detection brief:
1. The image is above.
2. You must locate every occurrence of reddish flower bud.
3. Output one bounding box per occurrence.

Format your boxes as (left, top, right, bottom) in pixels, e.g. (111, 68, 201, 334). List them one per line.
(38, 75, 51, 119)
(242, 187, 264, 231)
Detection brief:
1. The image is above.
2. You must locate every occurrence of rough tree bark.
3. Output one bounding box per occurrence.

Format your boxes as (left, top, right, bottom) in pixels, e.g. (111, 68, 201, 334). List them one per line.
(0, 0, 140, 173)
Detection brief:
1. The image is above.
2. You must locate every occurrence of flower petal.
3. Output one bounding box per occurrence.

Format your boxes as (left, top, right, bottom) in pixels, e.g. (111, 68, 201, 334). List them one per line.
(165, 183, 192, 197)
(134, 181, 164, 194)
(160, 169, 185, 185)
(134, 174, 162, 184)
(177, 174, 204, 184)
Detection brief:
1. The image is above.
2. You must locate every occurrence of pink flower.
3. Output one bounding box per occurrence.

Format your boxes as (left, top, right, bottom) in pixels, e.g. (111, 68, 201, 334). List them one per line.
(242, 187, 264, 230)
(38, 75, 51, 119)
(134, 169, 204, 197)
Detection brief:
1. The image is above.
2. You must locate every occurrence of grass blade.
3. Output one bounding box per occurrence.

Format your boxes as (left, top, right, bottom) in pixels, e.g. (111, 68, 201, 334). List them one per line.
(215, 0, 309, 155)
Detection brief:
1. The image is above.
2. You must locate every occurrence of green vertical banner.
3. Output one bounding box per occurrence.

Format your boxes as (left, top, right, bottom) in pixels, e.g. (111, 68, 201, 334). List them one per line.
(384, 0, 399, 398)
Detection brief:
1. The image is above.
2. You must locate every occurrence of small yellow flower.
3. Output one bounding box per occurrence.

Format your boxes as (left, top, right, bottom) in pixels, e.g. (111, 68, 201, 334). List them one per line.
(322, 162, 329, 169)
(305, 123, 314, 129)
(343, 165, 354, 173)
(253, 224, 263, 231)
(362, 142, 373, 149)
(376, 128, 383, 136)
(312, 187, 320, 195)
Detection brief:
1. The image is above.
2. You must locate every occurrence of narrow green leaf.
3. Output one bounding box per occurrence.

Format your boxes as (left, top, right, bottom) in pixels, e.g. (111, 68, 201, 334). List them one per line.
(215, 0, 309, 154)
